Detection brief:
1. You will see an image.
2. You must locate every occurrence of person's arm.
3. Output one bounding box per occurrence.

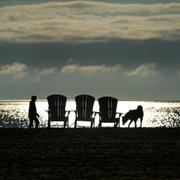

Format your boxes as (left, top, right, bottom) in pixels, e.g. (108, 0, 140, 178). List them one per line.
(34, 103, 39, 117)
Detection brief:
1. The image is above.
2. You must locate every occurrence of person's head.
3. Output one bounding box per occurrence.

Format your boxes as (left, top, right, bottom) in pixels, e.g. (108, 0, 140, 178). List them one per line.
(31, 96, 37, 102)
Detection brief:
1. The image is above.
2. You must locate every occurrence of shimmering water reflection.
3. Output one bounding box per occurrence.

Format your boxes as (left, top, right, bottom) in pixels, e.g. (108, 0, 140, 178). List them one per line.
(0, 100, 180, 128)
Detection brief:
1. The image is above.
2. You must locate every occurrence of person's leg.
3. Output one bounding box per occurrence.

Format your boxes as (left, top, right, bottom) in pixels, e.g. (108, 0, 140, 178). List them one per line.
(28, 118, 33, 128)
(34, 117, 39, 128)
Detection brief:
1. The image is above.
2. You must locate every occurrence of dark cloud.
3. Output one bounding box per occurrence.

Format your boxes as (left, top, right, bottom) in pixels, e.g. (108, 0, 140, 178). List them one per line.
(0, 39, 180, 70)
(0, 0, 180, 7)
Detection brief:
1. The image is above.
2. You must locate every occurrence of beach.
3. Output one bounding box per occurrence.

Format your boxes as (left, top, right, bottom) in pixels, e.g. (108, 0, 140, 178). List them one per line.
(0, 128, 180, 179)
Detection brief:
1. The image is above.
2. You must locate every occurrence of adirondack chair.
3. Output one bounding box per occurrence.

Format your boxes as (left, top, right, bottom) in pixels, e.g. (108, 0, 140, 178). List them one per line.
(98, 96, 122, 128)
(47, 94, 70, 128)
(74, 94, 96, 128)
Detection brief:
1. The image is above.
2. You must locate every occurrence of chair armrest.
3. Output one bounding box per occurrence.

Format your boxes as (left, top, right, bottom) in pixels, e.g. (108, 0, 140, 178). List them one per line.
(92, 111, 99, 118)
(93, 111, 99, 116)
(96, 111, 102, 116)
(116, 112, 123, 118)
(45, 110, 50, 114)
(65, 110, 71, 117)
(69, 110, 76, 112)
(94, 112, 102, 119)
(68, 110, 78, 117)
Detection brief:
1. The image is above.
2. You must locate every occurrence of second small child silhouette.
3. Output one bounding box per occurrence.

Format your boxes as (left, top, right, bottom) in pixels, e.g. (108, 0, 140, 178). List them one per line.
(28, 96, 40, 128)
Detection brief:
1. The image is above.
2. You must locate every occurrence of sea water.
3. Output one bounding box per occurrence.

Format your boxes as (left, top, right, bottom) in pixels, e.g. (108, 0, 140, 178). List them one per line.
(0, 100, 180, 128)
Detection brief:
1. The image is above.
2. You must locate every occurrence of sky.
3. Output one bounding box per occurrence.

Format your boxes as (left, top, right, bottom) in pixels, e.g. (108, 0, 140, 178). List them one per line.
(0, 0, 180, 100)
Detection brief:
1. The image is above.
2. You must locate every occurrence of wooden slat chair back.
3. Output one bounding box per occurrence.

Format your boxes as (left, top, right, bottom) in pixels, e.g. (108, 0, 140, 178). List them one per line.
(75, 94, 95, 128)
(98, 96, 121, 127)
(47, 94, 69, 128)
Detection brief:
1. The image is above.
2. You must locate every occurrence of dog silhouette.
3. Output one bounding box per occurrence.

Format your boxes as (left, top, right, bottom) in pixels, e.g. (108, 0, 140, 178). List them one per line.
(122, 105, 144, 128)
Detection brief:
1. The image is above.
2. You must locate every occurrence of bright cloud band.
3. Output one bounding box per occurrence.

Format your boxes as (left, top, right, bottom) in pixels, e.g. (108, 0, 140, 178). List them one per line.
(0, 62, 159, 80)
(0, 1, 180, 43)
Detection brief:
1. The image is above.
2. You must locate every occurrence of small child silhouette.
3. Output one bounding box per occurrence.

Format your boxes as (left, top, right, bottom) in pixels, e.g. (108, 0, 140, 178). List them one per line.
(28, 96, 40, 128)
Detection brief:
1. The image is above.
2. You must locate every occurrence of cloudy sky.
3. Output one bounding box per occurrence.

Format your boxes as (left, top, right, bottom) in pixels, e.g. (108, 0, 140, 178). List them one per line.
(0, 0, 180, 100)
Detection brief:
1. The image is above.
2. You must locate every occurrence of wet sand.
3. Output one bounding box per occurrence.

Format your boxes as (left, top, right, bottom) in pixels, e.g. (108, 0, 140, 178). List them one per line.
(0, 128, 180, 179)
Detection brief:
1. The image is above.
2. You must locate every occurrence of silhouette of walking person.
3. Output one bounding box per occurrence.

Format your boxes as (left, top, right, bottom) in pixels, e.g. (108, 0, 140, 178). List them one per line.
(28, 96, 40, 128)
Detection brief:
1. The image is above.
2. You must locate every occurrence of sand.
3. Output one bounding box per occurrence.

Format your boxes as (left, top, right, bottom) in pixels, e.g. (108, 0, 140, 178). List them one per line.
(0, 128, 180, 180)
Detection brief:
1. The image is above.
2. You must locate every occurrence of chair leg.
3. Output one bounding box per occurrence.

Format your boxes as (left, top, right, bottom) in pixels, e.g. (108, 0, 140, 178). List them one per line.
(114, 123, 118, 128)
(91, 121, 94, 128)
(98, 121, 102, 128)
(47, 119, 51, 128)
(64, 121, 66, 128)
(75, 120, 77, 128)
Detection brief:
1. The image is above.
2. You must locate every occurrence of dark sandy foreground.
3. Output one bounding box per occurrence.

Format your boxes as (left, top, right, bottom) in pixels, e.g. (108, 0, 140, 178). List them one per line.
(0, 128, 180, 180)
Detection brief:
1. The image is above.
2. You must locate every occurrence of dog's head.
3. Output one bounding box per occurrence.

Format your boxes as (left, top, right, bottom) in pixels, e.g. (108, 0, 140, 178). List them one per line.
(122, 115, 128, 125)
(137, 105, 143, 111)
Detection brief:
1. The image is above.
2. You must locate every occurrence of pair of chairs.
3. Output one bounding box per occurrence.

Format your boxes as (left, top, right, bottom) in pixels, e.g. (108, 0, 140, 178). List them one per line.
(47, 94, 122, 128)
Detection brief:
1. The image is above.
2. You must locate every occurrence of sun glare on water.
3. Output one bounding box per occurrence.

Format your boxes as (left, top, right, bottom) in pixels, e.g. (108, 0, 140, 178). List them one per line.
(0, 100, 180, 128)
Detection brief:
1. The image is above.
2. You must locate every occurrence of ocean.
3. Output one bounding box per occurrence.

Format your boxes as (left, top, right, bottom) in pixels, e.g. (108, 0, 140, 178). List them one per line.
(0, 100, 180, 128)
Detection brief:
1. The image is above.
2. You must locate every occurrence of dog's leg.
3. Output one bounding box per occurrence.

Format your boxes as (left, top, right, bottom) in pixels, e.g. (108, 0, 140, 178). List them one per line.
(134, 120, 137, 128)
(140, 119, 142, 128)
(140, 116, 143, 128)
(128, 120, 133, 128)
